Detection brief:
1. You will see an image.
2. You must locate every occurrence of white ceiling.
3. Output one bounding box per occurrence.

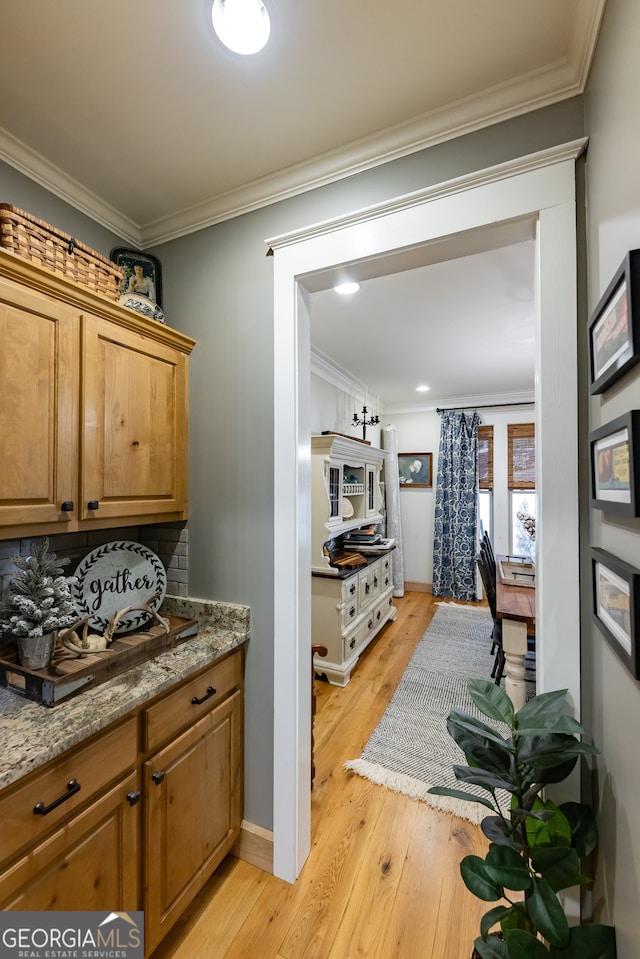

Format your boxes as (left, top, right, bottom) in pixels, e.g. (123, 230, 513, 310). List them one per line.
(0, 0, 604, 409)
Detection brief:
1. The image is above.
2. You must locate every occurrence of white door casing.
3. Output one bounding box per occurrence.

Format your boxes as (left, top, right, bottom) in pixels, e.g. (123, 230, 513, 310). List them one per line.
(270, 139, 587, 882)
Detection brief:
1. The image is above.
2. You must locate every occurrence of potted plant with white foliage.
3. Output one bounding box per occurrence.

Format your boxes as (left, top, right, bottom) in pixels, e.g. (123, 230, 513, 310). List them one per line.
(0, 538, 77, 669)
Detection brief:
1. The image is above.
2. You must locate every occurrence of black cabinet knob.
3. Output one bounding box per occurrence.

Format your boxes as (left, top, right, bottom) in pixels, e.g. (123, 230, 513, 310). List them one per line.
(87, 500, 99, 511)
(152, 771, 165, 786)
(61, 501, 74, 512)
(127, 790, 141, 806)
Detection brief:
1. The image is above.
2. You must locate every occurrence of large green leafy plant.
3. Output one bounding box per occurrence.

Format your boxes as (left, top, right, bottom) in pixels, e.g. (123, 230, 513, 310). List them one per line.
(429, 679, 616, 959)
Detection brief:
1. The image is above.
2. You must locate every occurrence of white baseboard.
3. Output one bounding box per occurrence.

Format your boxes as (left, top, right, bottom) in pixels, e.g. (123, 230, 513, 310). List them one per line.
(232, 819, 274, 874)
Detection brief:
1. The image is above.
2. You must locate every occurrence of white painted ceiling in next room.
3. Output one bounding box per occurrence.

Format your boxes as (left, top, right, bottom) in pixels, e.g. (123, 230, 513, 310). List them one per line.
(309, 234, 536, 414)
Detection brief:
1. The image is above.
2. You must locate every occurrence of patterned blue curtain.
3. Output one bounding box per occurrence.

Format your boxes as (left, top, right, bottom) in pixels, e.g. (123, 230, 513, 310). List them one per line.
(432, 410, 480, 600)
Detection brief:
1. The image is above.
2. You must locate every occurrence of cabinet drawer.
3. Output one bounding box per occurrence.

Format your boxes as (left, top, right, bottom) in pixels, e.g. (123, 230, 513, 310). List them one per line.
(0, 716, 137, 868)
(341, 575, 358, 607)
(143, 650, 243, 753)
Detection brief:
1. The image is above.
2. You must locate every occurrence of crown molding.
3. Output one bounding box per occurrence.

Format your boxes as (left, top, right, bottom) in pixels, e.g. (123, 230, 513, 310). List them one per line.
(143, 59, 587, 246)
(0, 127, 141, 247)
(311, 347, 369, 404)
(266, 137, 588, 253)
(311, 349, 534, 416)
(0, 14, 600, 250)
(384, 390, 535, 416)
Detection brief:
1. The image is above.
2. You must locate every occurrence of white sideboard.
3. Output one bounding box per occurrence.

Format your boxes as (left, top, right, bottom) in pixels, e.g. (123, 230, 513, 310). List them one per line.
(311, 433, 396, 685)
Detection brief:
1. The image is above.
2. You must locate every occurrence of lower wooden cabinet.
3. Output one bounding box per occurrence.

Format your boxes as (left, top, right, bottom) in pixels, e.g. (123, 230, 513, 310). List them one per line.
(0, 647, 244, 957)
(0, 770, 140, 911)
(143, 689, 243, 953)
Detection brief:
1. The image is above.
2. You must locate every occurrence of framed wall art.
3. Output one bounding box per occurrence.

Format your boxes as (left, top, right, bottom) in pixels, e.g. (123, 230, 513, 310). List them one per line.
(590, 410, 640, 516)
(398, 452, 432, 488)
(591, 547, 640, 679)
(588, 248, 640, 394)
(110, 248, 163, 307)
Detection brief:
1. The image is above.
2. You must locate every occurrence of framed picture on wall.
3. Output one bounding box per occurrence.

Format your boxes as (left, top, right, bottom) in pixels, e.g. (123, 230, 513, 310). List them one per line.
(591, 547, 640, 679)
(398, 452, 432, 488)
(590, 411, 640, 516)
(588, 249, 640, 394)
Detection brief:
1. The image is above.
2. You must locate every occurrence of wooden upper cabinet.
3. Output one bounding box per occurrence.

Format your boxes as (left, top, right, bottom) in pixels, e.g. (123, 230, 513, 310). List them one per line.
(0, 251, 195, 537)
(0, 275, 79, 529)
(80, 314, 189, 522)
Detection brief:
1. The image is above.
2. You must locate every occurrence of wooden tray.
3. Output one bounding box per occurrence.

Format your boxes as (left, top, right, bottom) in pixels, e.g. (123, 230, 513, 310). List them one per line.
(0, 614, 197, 707)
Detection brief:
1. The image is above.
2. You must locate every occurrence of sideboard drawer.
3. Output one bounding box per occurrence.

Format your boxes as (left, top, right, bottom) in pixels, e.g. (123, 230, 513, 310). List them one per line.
(0, 715, 137, 868)
(142, 649, 243, 753)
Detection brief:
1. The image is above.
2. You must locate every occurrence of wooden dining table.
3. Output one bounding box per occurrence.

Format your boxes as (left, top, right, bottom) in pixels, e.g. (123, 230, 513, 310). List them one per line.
(495, 556, 536, 710)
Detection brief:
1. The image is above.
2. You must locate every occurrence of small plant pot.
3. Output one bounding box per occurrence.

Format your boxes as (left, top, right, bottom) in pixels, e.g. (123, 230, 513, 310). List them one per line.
(16, 632, 56, 670)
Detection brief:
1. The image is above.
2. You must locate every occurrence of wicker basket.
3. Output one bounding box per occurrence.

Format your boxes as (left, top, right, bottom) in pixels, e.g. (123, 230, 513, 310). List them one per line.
(0, 204, 123, 301)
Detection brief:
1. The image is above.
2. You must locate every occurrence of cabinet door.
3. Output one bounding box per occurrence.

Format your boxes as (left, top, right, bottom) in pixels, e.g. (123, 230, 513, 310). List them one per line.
(81, 313, 188, 522)
(0, 276, 78, 529)
(0, 771, 140, 911)
(143, 689, 243, 953)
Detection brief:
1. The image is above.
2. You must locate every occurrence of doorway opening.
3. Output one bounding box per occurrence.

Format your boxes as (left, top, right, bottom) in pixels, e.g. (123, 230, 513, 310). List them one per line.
(269, 140, 585, 883)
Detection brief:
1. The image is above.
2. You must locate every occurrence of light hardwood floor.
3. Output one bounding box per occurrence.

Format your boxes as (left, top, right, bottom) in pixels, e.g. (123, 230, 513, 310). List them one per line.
(151, 591, 489, 959)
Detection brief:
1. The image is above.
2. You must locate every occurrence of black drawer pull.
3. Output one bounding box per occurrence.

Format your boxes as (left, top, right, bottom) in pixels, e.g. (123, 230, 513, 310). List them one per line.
(349, 583, 356, 595)
(349, 637, 356, 649)
(365, 583, 370, 593)
(61, 500, 74, 512)
(374, 576, 378, 587)
(349, 606, 356, 618)
(127, 790, 141, 806)
(368, 619, 374, 629)
(87, 500, 99, 511)
(33, 779, 80, 815)
(192, 686, 216, 705)
(152, 771, 165, 785)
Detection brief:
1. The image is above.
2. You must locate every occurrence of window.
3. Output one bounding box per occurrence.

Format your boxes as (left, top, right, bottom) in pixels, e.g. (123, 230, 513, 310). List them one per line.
(508, 423, 536, 557)
(478, 425, 494, 541)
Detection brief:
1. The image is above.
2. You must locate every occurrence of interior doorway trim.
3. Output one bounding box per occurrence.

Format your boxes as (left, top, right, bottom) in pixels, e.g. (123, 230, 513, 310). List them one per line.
(269, 138, 587, 884)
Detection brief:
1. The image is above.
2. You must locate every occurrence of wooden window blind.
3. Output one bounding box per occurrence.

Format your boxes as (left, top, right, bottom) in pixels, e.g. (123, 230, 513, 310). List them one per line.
(508, 423, 536, 490)
(478, 425, 494, 490)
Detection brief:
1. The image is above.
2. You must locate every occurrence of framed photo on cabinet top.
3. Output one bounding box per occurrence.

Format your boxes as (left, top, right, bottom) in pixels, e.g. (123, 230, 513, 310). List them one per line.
(588, 248, 640, 394)
(591, 547, 640, 679)
(590, 411, 640, 516)
(110, 248, 163, 307)
(398, 452, 432, 488)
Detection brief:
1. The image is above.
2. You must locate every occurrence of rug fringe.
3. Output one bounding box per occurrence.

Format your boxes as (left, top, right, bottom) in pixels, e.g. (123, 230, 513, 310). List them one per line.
(344, 758, 486, 825)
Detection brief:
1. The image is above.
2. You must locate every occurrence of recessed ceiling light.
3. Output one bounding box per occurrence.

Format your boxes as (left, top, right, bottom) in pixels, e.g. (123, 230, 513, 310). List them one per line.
(416, 384, 430, 392)
(334, 282, 360, 295)
(211, 0, 271, 55)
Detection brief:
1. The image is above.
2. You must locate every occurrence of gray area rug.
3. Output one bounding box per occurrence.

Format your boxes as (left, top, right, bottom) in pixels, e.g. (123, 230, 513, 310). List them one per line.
(345, 601, 532, 823)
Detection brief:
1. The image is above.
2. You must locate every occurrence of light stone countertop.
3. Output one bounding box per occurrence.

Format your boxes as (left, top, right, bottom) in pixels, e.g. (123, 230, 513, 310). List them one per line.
(0, 597, 250, 792)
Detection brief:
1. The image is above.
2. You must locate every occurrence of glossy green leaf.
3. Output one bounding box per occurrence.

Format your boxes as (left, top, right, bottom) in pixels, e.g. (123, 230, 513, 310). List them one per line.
(525, 800, 572, 850)
(530, 847, 582, 891)
(427, 785, 496, 810)
(474, 934, 510, 959)
(548, 923, 617, 959)
(518, 734, 598, 771)
(481, 816, 521, 849)
(468, 678, 515, 725)
(527, 875, 570, 946)
(484, 845, 532, 891)
(481, 905, 512, 939)
(505, 929, 550, 959)
(460, 855, 504, 901)
(559, 801, 599, 857)
(516, 689, 572, 725)
(454, 764, 518, 794)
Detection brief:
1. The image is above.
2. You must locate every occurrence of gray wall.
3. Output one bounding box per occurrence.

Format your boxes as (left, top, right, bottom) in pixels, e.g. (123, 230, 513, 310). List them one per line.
(150, 97, 585, 830)
(0, 97, 585, 834)
(583, 0, 640, 953)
